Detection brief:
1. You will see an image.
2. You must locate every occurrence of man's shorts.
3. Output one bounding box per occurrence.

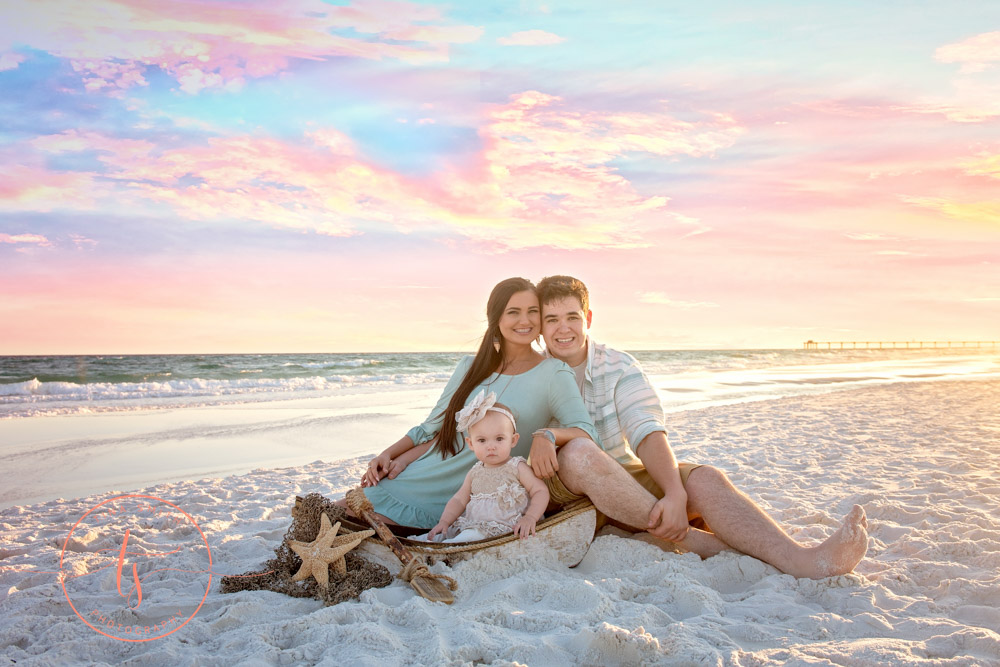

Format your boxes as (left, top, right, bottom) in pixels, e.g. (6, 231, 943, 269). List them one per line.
(544, 460, 703, 507)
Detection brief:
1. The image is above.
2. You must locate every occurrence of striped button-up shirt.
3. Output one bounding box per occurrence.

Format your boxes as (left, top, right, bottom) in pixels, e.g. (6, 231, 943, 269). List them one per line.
(548, 338, 667, 466)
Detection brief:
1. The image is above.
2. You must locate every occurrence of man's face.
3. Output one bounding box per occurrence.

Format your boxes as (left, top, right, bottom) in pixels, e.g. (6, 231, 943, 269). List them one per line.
(541, 296, 592, 365)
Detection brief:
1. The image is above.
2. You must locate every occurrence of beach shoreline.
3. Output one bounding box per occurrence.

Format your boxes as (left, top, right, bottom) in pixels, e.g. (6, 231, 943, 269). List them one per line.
(0, 384, 439, 510)
(2, 377, 999, 665)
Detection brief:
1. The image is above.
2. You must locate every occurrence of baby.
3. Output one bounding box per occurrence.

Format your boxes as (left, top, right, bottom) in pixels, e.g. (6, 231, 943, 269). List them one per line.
(425, 390, 549, 542)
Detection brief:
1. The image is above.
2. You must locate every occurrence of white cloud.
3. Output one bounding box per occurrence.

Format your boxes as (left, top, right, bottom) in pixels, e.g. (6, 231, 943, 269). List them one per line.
(497, 30, 565, 46)
(637, 292, 718, 308)
(670, 213, 712, 238)
(70, 233, 98, 250)
(935, 31, 1000, 73)
(845, 232, 895, 241)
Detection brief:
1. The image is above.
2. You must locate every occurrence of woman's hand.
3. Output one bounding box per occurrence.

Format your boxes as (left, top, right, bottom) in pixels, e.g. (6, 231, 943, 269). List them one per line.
(513, 514, 539, 539)
(361, 452, 393, 487)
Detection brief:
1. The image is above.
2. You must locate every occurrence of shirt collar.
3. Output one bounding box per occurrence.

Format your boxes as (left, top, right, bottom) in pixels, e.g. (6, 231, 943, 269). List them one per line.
(544, 337, 595, 383)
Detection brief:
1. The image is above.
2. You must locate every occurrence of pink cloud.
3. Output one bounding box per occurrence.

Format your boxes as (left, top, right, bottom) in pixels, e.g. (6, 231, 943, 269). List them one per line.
(895, 90, 1000, 123)
(0, 233, 52, 246)
(496, 30, 565, 46)
(3, 0, 483, 94)
(0, 52, 26, 70)
(322, 0, 449, 34)
(963, 152, 1000, 179)
(431, 91, 744, 249)
(0, 150, 101, 212)
(14, 92, 747, 250)
(22, 128, 452, 236)
(899, 196, 1000, 226)
(662, 94, 1000, 227)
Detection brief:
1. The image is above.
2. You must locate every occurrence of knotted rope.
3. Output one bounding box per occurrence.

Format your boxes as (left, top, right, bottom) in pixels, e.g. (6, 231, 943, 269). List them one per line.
(345, 487, 458, 592)
(399, 558, 458, 591)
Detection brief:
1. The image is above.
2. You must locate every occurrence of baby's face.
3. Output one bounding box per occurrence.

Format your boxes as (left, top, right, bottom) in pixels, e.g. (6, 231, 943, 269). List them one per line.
(466, 411, 518, 466)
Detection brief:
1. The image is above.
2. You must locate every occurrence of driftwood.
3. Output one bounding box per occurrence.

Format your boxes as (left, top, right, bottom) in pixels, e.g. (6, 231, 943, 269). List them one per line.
(345, 487, 456, 604)
(220, 498, 391, 606)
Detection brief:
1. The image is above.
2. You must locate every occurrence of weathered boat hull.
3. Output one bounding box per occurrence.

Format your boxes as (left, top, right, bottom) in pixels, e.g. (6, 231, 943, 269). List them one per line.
(346, 498, 597, 571)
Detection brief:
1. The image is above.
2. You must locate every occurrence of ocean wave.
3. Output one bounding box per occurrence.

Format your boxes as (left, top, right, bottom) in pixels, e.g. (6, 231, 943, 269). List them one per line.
(281, 359, 382, 369)
(0, 371, 451, 405)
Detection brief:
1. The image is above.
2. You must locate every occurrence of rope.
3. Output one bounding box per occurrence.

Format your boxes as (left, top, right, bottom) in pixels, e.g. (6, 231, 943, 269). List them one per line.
(398, 558, 458, 591)
(404, 498, 597, 555)
(345, 487, 373, 516)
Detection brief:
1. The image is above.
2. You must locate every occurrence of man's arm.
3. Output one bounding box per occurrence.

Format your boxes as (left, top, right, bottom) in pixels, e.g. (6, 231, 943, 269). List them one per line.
(611, 358, 689, 542)
(635, 432, 689, 542)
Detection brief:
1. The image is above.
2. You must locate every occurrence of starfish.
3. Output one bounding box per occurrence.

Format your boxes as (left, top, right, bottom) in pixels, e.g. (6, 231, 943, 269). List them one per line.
(288, 513, 375, 591)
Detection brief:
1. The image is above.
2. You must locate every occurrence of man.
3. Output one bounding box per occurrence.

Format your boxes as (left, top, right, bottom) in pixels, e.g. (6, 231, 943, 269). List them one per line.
(530, 275, 869, 579)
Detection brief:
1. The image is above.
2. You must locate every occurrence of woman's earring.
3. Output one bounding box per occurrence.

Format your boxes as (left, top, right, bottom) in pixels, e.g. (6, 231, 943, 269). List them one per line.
(493, 336, 501, 353)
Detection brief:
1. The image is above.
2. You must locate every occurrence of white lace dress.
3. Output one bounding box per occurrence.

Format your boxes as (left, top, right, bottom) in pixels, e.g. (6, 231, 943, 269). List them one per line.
(453, 456, 530, 538)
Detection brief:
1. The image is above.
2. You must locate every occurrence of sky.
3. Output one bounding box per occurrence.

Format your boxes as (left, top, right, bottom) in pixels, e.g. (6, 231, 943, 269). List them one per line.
(1, 0, 999, 354)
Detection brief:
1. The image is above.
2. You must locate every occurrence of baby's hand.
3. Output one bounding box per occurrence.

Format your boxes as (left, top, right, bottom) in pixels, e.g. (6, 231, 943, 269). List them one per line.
(513, 515, 538, 539)
(427, 522, 449, 541)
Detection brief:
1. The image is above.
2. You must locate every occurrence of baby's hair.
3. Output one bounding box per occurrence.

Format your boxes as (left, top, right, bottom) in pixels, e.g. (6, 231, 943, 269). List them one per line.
(468, 401, 517, 432)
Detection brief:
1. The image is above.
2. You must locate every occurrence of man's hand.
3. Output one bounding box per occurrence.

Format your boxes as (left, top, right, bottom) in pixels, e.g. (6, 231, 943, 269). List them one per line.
(384, 457, 410, 480)
(529, 437, 559, 479)
(647, 492, 690, 542)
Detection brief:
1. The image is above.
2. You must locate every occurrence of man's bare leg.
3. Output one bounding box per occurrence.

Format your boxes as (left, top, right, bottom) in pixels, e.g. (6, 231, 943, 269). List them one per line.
(684, 466, 869, 578)
(556, 440, 730, 558)
(557, 440, 869, 578)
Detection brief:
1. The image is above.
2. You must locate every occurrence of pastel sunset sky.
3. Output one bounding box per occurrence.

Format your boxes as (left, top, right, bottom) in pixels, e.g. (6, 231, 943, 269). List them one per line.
(2, 1, 998, 354)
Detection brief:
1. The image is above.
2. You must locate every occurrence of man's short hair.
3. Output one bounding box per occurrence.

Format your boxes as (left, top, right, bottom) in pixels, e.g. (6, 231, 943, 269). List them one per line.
(537, 275, 590, 312)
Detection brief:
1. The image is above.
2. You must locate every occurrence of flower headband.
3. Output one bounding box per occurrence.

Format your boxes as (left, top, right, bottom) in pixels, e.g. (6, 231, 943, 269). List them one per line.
(456, 390, 516, 433)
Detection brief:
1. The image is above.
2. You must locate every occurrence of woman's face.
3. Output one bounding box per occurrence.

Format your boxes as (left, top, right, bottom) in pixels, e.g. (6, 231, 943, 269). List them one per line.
(497, 290, 540, 348)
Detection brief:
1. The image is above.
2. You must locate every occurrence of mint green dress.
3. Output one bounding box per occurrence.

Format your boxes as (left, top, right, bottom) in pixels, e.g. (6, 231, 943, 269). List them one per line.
(362, 356, 598, 528)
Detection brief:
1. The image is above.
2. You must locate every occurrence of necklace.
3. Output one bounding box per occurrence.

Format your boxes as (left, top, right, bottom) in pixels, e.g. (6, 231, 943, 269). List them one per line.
(486, 354, 540, 401)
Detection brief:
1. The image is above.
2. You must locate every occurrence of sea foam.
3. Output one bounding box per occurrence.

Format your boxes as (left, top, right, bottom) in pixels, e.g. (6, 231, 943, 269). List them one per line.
(0, 372, 452, 418)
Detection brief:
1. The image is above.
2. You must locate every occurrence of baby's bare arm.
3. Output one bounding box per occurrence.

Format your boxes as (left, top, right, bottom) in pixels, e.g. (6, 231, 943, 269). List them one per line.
(427, 471, 473, 539)
(513, 462, 550, 538)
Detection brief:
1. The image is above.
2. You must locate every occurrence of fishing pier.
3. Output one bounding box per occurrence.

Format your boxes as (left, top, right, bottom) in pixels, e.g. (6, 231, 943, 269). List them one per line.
(803, 340, 999, 350)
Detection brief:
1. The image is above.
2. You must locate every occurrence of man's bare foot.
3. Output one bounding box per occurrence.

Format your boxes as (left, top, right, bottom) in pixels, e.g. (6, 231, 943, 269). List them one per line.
(789, 505, 869, 579)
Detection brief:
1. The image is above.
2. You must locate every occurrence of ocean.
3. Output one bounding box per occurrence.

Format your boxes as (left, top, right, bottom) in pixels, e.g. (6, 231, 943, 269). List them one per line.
(2, 348, 998, 419)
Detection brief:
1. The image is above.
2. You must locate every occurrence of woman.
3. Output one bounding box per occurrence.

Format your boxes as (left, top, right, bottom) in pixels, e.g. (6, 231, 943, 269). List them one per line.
(346, 277, 598, 529)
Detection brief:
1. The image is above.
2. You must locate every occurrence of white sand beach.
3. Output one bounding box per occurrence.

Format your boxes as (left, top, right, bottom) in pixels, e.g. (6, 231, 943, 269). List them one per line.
(2, 378, 999, 665)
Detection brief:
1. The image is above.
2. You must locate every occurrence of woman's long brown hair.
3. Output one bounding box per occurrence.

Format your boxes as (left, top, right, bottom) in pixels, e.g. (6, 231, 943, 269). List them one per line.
(433, 277, 535, 457)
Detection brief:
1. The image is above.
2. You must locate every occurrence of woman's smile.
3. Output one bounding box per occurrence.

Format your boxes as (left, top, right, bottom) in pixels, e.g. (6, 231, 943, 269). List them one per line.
(498, 290, 541, 345)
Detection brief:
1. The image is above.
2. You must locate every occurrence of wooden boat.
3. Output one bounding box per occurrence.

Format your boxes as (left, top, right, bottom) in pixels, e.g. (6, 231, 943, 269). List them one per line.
(297, 495, 598, 571)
